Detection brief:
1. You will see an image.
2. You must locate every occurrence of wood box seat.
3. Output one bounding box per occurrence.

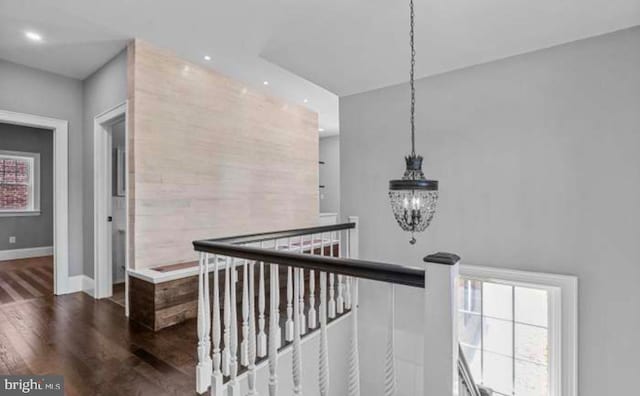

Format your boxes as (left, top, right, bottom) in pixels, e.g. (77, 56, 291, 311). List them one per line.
(128, 237, 340, 331)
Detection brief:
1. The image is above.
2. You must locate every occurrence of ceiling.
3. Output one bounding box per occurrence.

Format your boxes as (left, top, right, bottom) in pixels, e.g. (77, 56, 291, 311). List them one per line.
(1, 0, 639, 137)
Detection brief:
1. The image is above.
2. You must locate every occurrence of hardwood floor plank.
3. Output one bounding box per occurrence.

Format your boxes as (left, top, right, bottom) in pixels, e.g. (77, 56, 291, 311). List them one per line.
(15, 270, 50, 294)
(5, 272, 41, 298)
(22, 267, 53, 291)
(0, 273, 33, 300)
(0, 281, 15, 304)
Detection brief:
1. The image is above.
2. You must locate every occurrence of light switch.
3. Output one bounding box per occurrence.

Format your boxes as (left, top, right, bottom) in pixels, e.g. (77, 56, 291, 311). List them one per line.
(9, 236, 16, 244)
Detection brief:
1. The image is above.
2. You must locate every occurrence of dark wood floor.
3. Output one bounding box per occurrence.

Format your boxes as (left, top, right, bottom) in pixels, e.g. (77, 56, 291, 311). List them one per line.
(0, 257, 197, 395)
(0, 256, 54, 305)
(110, 282, 126, 308)
(0, 257, 349, 395)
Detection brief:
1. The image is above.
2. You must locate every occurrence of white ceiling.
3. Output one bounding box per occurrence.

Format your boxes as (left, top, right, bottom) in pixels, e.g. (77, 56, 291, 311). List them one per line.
(1, 0, 639, 137)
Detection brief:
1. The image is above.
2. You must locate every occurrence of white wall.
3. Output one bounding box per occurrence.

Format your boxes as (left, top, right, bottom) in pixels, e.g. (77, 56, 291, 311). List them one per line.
(82, 49, 127, 278)
(319, 136, 340, 214)
(0, 59, 84, 275)
(340, 27, 640, 396)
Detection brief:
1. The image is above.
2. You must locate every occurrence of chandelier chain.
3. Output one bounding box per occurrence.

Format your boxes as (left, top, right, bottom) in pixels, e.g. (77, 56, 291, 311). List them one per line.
(409, 0, 416, 156)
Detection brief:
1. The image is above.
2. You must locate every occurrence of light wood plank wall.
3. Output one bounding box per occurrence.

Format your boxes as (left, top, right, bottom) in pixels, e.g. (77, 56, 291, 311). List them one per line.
(127, 40, 319, 270)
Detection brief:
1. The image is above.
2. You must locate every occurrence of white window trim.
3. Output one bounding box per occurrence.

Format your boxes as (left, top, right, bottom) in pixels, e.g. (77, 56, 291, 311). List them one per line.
(0, 149, 41, 216)
(459, 264, 577, 396)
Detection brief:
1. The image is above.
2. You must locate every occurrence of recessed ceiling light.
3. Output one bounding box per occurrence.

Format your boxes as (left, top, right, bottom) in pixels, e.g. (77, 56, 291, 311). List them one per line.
(319, 128, 325, 132)
(263, 81, 269, 86)
(303, 99, 309, 103)
(204, 55, 211, 61)
(25, 31, 43, 42)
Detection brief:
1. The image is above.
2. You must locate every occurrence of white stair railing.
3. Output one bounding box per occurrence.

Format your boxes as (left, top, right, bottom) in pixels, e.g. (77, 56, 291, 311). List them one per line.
(192, 219, 467, 396)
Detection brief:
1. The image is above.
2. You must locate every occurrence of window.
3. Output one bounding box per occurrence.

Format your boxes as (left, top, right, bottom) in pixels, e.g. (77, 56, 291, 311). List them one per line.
(458, 277, 552, 396)
(0, 150, 40, 215)
(458, 266, 577, 396)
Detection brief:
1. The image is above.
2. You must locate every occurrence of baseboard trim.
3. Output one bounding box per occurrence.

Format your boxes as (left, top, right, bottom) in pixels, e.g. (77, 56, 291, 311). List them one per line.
(67, 275, 95, 297)
(0, 246, 53, 261)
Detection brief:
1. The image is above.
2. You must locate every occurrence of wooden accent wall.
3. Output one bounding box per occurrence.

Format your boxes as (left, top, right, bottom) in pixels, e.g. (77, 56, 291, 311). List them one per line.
(127, 40, 319, 270)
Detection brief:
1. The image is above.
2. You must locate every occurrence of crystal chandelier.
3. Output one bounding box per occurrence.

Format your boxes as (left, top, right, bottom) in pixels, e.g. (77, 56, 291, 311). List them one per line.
(388, 0, 439, 245)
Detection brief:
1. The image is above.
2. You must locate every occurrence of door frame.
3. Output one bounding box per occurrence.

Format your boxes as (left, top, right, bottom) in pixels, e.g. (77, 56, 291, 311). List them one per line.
(93, 102, 128, 303)
(0, 109, 69, 295)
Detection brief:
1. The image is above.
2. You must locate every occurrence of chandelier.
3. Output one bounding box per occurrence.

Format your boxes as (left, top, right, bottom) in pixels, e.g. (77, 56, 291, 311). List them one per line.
(388, 0, 439, 245)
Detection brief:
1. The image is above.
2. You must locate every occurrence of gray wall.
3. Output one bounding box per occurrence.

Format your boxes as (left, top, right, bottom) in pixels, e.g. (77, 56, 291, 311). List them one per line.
(0, 123, 53, 250)
(0, 59, 84, 275)
(0, 49, 126, 277)
(340, 27, 640, 396)
(319, 135, 340, 214)
(82, 49, 127, 278)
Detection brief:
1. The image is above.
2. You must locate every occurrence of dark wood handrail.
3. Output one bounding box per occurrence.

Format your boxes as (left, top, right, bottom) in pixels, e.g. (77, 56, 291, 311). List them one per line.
(193, 222, 461, 288)
(202, 222, 356, 245)
(192, 240, 426, 288)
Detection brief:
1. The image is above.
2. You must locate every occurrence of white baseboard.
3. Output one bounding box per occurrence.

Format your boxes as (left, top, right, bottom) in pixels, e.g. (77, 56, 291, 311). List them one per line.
(67, 274, 95, 297)
(0, 246, 53, 261)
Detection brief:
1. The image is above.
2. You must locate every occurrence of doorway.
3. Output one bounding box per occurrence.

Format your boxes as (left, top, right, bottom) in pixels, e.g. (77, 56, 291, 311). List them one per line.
(0, 110, 69, 296)
(93, 103, 128, 313)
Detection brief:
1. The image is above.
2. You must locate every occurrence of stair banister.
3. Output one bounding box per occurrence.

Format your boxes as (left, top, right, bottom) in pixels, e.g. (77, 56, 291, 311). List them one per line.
(192, 220, 470, 395)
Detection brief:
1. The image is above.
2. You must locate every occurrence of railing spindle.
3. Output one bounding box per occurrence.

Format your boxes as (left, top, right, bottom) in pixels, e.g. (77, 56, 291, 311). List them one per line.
(292, 267, 303, 395)
(196, 253, 212, 393)
(223, 257, 231, 376)
(241, 259, 249, 367)
(299, 236, 307, 335)
(328, 232, 336, 319)
(318, 270, 330, 396)
(336, 231, 345, 314)
(212, 255, 223, 396)
(308, 269, 317, 330)
(345, 230, 352, 310)
(347, 278, 361, 396)
(274, 243, 282, 348)
(247, 261, 258, 395)
(285, 238, 294, 342)
(228, 258, 240, 396)
(384, 284, 397, 396)
(268, 262, 280, 396)
(257, 241, 267, 357)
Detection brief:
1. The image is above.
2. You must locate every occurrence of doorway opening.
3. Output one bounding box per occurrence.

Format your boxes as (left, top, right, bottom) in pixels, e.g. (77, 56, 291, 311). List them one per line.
(93, 103, 128, 314)
(0, 110, 69, 296)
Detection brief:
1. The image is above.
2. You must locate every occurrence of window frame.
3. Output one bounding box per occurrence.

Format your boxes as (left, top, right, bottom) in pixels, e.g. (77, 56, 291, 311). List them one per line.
(459, 264, 578, 396)
(0, 149, 41, 216)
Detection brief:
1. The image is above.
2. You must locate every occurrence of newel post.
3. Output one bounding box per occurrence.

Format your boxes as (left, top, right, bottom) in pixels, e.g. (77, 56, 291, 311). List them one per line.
(423, 252, 461, 396)
(347, 216, 359, 259)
